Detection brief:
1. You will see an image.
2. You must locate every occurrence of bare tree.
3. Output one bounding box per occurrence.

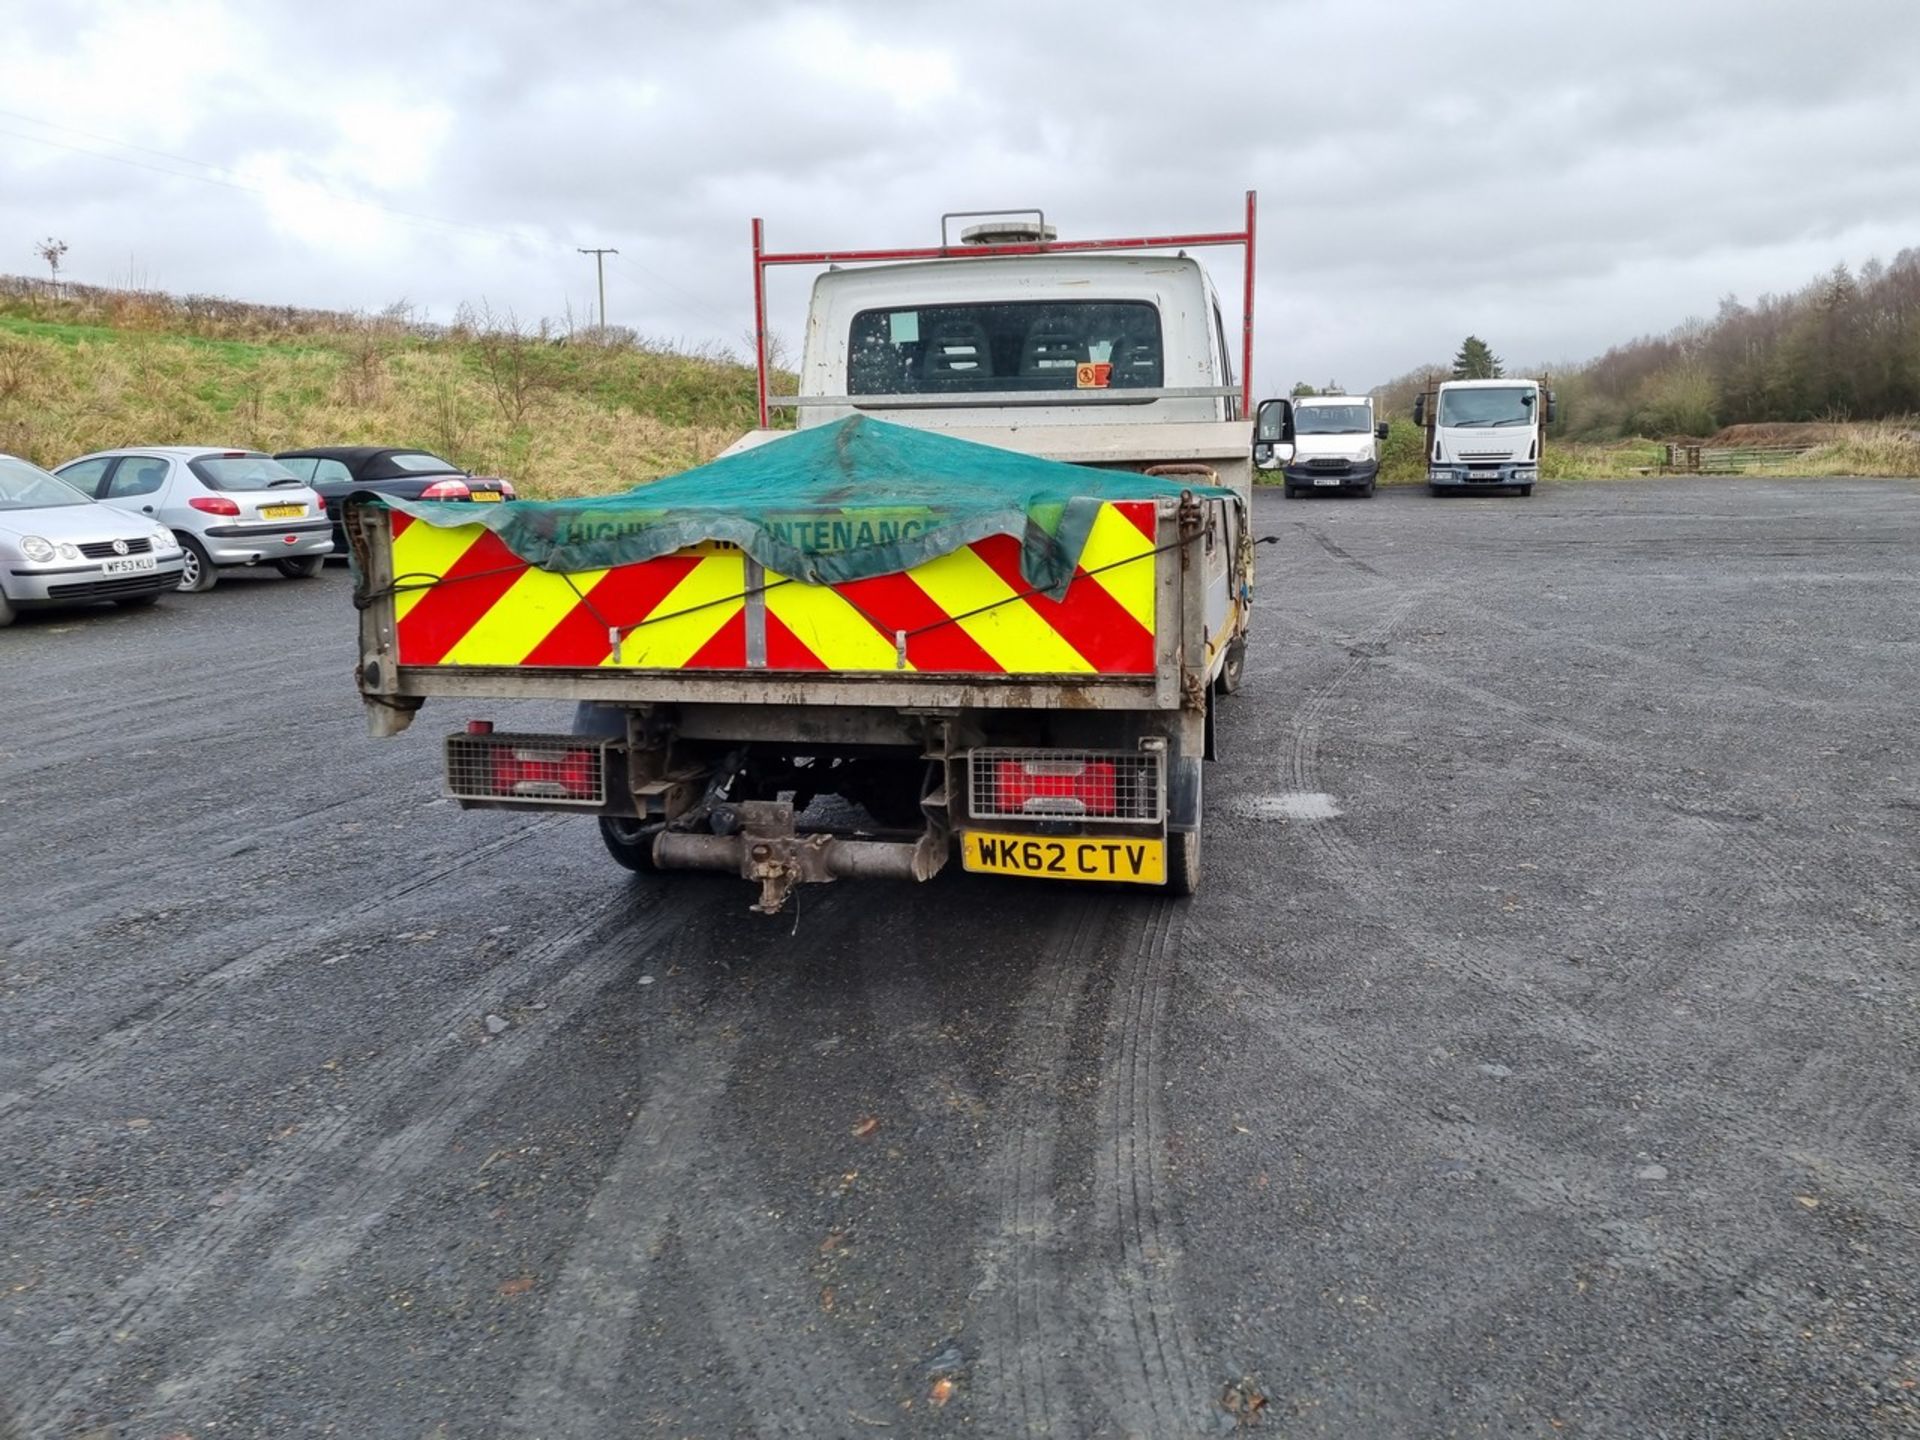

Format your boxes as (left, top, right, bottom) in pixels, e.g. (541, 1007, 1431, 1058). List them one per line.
(471, 303, 551, 427)
(36, 238, 68, 297)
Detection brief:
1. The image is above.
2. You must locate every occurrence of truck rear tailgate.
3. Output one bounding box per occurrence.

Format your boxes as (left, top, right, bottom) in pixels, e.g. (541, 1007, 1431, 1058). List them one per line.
(356, 496, 1186, 711)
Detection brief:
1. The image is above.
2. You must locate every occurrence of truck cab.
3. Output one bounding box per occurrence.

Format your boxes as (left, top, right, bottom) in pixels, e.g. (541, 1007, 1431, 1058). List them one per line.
(738, 211, 1264, 503)
(1416, 378, 1554, 496)
(1266, 394, 1387, 498)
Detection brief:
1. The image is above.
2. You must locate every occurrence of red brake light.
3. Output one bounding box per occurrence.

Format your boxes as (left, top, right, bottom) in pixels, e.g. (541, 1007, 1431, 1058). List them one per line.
(421, 478, 471, 500)
(188, 495, 241, 516)
(488, 746, 598, 800)
(497, 479, 516, 499)
(994, 759, 1118, 816)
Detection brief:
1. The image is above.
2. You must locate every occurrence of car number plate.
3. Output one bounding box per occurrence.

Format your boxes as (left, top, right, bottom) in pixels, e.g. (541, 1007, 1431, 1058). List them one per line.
(1313, 476, 1344, 487)
(103, 556, 157, 575)
(260, 503, 305, 518)
(469, 491, 503, 503)
(961, 831, 1165, 885)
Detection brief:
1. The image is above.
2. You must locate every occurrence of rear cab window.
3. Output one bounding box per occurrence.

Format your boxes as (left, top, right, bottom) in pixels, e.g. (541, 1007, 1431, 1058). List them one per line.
(188, 454, 306, 492)
(849, 300, 1163, 396)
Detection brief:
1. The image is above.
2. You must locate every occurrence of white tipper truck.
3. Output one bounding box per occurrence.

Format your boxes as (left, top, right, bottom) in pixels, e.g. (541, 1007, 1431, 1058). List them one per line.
(347, 198, 1289, 911)
(1414, 377, 1556, 496)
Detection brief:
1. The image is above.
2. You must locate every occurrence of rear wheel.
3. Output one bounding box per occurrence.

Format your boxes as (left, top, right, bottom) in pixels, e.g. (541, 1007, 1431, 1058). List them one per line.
(598, 816, 662, 873)
(276, 555, 324, 579)
(1167, 827, 1202, 896)
(176, 534, 216, 592)
(1215, 636, 1246, 695)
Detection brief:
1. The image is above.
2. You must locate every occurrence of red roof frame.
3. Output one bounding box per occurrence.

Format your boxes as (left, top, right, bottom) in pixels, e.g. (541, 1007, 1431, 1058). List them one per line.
(750, 191, 1257, 428)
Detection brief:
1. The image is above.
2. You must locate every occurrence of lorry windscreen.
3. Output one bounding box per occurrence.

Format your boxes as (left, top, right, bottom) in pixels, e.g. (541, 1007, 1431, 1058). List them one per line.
(1294, 404, 1372, 434)
(849, 300, 1163, 396)
(1437, 387, 1536, 428)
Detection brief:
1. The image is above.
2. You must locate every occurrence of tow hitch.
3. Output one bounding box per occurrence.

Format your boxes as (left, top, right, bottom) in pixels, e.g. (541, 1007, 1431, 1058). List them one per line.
(652, 800, 948, 914)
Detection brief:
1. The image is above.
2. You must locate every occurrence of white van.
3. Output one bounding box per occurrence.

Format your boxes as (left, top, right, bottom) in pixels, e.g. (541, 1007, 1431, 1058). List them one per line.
(1265, 394, 1386, 498)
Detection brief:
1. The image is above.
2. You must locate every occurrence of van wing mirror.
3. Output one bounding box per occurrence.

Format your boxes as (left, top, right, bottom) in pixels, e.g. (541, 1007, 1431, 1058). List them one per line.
(1375, 422, 1389, 441)
(1412, 395, 1426, 427)
(1253, 397, 1294, 468)
(1545, 393, 1558, 424)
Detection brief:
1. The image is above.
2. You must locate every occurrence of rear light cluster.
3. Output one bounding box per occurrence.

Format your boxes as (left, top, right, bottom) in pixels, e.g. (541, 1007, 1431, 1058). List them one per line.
(420, 478, 472, 500)
(969, 748, 1164, 824)
(189, 495, 241, 516)
(444, 729, 611, 807)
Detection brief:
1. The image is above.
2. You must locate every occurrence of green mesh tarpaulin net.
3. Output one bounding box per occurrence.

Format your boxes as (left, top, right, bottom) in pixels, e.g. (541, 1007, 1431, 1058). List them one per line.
(367, 415, 1236, 599)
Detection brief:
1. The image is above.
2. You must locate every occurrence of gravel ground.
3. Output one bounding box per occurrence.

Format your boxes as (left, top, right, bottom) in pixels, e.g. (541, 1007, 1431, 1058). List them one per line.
(1, 477, 1915, 1438)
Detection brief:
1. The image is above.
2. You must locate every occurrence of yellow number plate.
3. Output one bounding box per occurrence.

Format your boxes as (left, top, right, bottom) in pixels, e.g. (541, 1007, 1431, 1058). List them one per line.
(962, 831, 1165, 885)
(469, 491, 503, 502)
(260, 504, 305, 518)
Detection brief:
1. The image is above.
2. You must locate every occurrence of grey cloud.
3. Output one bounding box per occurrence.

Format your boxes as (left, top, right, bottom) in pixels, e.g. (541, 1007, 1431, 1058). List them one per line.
(5, 0, 1919, 392)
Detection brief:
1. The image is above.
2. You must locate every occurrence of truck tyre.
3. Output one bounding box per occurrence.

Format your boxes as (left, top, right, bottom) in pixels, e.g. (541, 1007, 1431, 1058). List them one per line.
(1283, 485, 1298, 499)
(175, 534, 217, 592)
(598, 816, 661, 873)
(276, 555, 324, 579)
(1427, 483, 1442, 498)
(1361, 479, 1376, 498)
(1167, 827, 1202, 896)
(1519, 484, 1534, 497)
(1215, 636, 1247, 695)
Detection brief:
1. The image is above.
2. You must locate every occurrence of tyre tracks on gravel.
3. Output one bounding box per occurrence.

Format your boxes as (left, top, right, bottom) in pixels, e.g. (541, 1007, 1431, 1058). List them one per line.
(1084, 897, 1217, 1436)
(0, 816, 564, 1122)
(16, 880, 672, 1437)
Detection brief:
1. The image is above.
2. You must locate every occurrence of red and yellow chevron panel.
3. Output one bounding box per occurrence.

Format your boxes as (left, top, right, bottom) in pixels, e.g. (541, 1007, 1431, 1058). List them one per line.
(387, 501, 1159, 676)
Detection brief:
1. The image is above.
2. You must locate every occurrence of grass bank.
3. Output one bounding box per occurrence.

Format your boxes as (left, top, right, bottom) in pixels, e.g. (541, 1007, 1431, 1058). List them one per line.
(0, 287, 772, 497)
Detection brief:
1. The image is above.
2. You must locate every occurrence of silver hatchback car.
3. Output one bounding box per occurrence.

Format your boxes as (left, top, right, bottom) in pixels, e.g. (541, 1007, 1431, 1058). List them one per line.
(55, 447, 332, 592)
(0, 453, 185, 624)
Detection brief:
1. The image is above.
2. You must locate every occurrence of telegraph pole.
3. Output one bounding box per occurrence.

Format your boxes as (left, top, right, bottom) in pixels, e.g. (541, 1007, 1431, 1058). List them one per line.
(577, 246, 618, 329)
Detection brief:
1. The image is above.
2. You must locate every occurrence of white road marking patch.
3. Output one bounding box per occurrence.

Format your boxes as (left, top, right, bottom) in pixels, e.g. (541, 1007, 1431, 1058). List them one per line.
(1242, 792, 1343, 822)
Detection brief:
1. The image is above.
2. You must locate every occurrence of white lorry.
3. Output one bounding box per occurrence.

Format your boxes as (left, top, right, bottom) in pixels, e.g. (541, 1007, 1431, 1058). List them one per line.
(348, 198, 1283, 910)
(1414, 377, 1556, 496)
(1256, 393, 1387, 498)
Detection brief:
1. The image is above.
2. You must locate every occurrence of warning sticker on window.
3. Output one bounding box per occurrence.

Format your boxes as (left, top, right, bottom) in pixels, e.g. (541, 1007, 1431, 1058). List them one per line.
(1075, 362, 1114, 389)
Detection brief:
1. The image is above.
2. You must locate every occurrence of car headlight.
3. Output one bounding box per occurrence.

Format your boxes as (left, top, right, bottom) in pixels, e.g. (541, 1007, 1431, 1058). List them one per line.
(1513, 469, 1538, 482)
(150, 525, 179, 551)
(20, 535, 54, 562)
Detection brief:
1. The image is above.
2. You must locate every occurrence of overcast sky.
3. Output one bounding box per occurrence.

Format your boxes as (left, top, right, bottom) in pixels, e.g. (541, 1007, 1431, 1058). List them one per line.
(7, 0, 1920, 394)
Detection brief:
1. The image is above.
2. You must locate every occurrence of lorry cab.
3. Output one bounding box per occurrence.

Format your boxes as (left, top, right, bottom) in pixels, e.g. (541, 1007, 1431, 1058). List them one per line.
(798, 253, 1240, 431)
(742, 214, 1265, 505)
(1265, 394, 1388, 499)
(1416, 378, 1555, 496)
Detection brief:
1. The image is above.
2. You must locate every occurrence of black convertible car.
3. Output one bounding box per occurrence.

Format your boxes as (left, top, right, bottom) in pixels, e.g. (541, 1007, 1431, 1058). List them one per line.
(273, 447, 514, 557)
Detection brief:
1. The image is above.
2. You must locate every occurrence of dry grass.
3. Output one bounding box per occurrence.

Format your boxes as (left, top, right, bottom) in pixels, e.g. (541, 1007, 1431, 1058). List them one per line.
(0, 290, 775, 497)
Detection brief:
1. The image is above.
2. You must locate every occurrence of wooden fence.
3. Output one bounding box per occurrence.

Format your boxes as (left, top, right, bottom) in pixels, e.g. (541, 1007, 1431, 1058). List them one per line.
(1661, 443, 1816, 474)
